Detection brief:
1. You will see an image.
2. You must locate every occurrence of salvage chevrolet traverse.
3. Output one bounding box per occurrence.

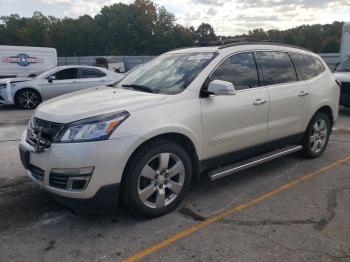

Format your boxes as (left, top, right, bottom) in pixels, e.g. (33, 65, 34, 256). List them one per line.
(19, 42, 340, 217)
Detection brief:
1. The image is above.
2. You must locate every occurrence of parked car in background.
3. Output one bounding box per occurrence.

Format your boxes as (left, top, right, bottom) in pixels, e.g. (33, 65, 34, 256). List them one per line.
(0, 65, 124, 109)
(19, 43, 339, 217)
(334, 55, 350, 107)
(0, 45, 57, 79)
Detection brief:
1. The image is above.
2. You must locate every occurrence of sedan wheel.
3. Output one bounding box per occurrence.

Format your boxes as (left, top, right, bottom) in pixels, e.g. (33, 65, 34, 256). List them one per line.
(18, 90, 41, 109)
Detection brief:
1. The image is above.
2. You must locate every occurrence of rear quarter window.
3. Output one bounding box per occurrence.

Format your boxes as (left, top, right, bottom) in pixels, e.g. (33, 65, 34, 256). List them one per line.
(79, 68, 106, 78)
(289, 53, 325, 80)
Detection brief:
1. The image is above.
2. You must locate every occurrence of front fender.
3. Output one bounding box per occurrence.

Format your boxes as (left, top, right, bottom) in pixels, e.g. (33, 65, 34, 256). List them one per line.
(12, 84, 43, 100)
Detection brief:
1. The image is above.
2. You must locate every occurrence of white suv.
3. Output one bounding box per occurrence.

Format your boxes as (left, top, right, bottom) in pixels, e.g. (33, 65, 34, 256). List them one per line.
(19, 43, 340, 217)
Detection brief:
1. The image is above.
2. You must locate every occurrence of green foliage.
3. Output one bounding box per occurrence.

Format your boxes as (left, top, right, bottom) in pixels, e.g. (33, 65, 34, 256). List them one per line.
(229, 21, 344, 53)
(0, 1, 193, 56)
(0, 1, 344, 56)
(191, 23, 217, 44)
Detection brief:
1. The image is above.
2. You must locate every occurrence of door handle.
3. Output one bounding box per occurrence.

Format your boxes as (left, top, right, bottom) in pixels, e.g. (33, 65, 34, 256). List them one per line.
(253, 98, 266, 105)
(299, 90, 308, 97)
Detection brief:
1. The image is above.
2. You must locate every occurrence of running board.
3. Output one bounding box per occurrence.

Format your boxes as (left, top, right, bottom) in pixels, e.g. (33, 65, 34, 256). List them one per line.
(208, 145, 303, 181)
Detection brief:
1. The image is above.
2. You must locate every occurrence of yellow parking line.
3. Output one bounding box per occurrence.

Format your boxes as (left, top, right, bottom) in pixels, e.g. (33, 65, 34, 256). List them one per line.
(123, 155, 350, 262)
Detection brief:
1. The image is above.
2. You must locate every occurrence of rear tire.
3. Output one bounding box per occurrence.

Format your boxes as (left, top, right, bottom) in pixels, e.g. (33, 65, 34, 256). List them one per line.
(122, 139, 192, 217)
(302, 112, 331, 158)
(15, 89, 42, 109)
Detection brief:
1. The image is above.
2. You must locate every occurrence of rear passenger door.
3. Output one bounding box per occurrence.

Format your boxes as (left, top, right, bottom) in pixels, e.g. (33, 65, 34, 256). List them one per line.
(78, 68, 108, 89)
(256, 51, 309, 142)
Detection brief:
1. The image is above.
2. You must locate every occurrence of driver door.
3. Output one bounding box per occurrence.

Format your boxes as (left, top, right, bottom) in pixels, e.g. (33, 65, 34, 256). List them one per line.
(201, 52, 269, 160)
(41, 68, 80, 99)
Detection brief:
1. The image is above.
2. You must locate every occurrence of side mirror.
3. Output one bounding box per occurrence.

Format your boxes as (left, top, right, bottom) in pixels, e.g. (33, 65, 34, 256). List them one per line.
(48, 75, 56, 83)
(207, 80, 236, 96)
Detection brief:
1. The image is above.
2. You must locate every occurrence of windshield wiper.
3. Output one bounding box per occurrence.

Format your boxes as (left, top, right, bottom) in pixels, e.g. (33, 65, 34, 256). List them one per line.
(122, 84, 155, 93)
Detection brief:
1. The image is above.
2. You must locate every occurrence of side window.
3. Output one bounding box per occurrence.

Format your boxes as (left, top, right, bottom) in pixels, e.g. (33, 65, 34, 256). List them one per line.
(210, 52, 259, 90)
(257, 51, 298, 86)
(52, 68, 78, 80)
(289, 53, 325, 80)
(80, 68, 106, 78)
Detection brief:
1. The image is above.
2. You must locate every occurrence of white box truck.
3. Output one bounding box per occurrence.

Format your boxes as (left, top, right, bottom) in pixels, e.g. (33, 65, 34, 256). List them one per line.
(340, 22, 350, 63)
(0, 45, 57, 79)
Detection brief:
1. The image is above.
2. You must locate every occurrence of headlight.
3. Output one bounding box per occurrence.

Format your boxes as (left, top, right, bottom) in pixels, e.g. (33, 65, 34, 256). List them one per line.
(0, 84, 7, 90)
(59, 111, 130, 143)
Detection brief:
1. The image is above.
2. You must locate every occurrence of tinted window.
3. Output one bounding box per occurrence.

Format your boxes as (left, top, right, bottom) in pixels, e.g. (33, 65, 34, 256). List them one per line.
(210, 52, 259, 90)
(257, 51, 297, 86)
(53, 68, 78, 80)
(80, 68, 106, 78)
(290, 53, 325, 80)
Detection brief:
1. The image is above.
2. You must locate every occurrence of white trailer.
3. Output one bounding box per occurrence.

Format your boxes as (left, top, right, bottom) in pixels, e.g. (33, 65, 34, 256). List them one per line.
(340, 22, 350, 63)
(0, 45, 57, 79)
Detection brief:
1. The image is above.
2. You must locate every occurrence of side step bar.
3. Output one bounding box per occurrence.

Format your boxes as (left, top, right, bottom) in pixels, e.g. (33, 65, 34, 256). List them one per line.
(208, 145, 303, 181)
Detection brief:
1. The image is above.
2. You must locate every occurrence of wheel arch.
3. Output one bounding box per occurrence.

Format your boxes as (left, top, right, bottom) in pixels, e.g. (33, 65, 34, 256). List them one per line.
(122, 132, 201, 186)
(14, 87, 43, 104)
(311, 105, 334, 129)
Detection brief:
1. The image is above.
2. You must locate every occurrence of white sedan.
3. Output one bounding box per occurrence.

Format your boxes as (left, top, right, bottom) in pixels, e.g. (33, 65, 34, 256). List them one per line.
(0, 65, 124, 109)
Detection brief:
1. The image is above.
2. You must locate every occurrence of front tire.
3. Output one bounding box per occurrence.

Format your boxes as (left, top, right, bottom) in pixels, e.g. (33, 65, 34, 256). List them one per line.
(15, 89, 42, 109)
(302, 112, 331, 158)
(122, 140, 192, 217)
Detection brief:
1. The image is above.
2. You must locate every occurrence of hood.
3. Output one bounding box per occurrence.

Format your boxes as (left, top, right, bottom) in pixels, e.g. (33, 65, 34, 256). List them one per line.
(35, 86, 167, 123)
(334, 72, 350, 82)
(0, 78, 31, 84)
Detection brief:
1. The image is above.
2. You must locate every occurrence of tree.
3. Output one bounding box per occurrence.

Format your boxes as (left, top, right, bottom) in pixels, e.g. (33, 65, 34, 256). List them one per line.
(248, 28, 268, 41)
(193, 23, 216, 44)
(0, 1, 344, 55)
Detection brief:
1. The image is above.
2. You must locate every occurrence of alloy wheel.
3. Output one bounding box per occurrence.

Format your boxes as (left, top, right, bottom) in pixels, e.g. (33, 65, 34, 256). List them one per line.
(137, 153, 185, 209)
(19, 91, 40, 109)
(309, 119, 328, 154)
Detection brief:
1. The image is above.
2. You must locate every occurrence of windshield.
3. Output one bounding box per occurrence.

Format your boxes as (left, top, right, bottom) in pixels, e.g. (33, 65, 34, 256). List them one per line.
(336, 56, 350, 72)
(116, 52, 216, 94)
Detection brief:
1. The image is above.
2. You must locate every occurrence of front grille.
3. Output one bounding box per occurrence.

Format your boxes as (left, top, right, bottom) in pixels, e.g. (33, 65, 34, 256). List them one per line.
(29, 165, 45, 181)
(26, 118, 64, 151)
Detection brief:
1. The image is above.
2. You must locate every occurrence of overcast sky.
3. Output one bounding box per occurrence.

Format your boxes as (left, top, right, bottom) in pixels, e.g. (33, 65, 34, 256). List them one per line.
(1, 0, 350, 35)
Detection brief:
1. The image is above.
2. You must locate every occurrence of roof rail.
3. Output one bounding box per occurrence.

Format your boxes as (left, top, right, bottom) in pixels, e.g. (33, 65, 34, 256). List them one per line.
(218, 41, 312, 52)
(197, 38, 268, 47)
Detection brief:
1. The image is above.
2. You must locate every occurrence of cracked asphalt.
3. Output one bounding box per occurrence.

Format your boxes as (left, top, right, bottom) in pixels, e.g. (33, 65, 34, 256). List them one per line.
(0, 105, 350, 262)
